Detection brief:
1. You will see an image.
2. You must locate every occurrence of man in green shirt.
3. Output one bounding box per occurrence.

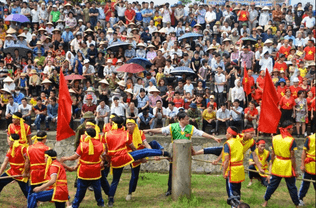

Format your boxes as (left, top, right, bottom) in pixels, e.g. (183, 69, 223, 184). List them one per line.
(144, 111, 221, 196)
(50, 5, 60, 23)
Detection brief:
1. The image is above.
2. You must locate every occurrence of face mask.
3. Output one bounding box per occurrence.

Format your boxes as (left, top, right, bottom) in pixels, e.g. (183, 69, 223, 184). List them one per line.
(15, 91, 20, 94)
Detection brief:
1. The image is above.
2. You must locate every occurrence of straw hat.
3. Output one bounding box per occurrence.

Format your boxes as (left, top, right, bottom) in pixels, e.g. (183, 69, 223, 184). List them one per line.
(99, 79, 109, 85)
(85, 28, 93, 33)
(107, 28, 114, 33)
(86, 87, 95, 92)
(194, 24, 202, 28)
(65, 2, 72, 7)
(158, 28, 167, 34)
(137, 43, 146, 48)
(52, 28, 60, 33)
(124, 88, 133, 94)
(264, 39, 273, 44)
(84, 59, 90, 64)
(117, 80, 126, 87)
(20, 73, 26, 77)
(297, 7, 304, 11)
(262, 6, 270, 11)
(223, 38, 231, 42)
(3, 77, 14, 83)
(0, 88, 11, 94)
(57, 19, 63, 23)
(233, 7, 240, 11)
(215, 21, 221, 25)
(308, 62, 316, 67)
(147, 44, 155, 48)
(42, 79, 52, 84)
(6, 27, 16, 34)
(69, 89, 76, 94)
(126, 35, 134, 39)
(207, 46, 217, 51)
(185, 44, 191, 49)
(46, 22, 53, 25)
(36, 41, 42, 45)
(38, 27, 46, 32)
(5, 34, 13, 38)
(18, 34, 26, 38)
(256, 26, 263, 30)
(30, 69, 37, 74)
(106, 59, 112, 64)
(149, 86, 160, 93)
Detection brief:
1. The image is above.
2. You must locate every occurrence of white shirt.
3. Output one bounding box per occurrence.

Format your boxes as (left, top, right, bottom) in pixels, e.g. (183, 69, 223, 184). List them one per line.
(96, 104, 110, 116)
(103, 65, 114, 77)
(164, 65, 174, 75)
(152, 107, 167, 118)
(165, 26, 175, 35)
(18, 104, 32, 116)
(110, 103, 126, 117)
(295, 38, 306, 47)
(214, 73, 226, 93)
(231, 86, 245, 102)
(148, 25, 157, 34)
(161, 123, 204, 136)
(205, 11, 216, 23)
(259, 57, 273, 73)
(31, 9, 40, 22)
(259, 12, 270, 26)
(302, 16, 316, 28)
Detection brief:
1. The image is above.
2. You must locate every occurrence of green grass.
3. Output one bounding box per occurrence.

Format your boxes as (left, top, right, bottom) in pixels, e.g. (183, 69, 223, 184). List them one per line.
(0, 171, 315, 208)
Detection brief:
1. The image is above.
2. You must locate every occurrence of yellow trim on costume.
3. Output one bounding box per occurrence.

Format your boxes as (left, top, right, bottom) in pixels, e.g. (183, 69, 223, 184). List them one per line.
(31, 135, 47, 144)
(79, 159, 102, 165)
(84, 132, 95, 155)
(44, 154, 57, 179)
(170, 125, 173, 142)
(30, 163, 46, 166)
(189, 126, 194, 140)
(12, 115, 27, 143)
(108, 147, 127, 153)
(127, 119, 143, 150)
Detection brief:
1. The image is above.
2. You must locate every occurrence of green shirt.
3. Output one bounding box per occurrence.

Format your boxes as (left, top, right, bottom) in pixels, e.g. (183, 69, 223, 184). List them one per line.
(170, 123, 194, 141)
(50, 10, 60, 22)
(74, 123, 86, 149)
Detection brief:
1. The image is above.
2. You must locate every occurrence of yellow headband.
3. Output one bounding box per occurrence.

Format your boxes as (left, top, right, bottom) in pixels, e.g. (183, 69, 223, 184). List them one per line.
(110, 115, 116, 119)
(86, 122, 100, 138)
(84, 132, 94, 155)
(31, 135, 47, 144)
(126, 119, 142, 150)
(12, 115, 27, 143)
(44, 154, 57, 179)
(126, 119, 136, 124)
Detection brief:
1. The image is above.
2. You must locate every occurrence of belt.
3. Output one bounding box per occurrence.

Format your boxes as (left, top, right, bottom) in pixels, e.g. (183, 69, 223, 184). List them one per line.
(230, 161, 243, 166)
(305, 158, 316, 164)
(276, 156, 291, 160)
(79, 159, 101, 165)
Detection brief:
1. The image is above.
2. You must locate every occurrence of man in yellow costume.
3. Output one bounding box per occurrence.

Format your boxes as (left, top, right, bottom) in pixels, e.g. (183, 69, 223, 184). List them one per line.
(262, 121, 299, 207)
(298, 133, 315, 206)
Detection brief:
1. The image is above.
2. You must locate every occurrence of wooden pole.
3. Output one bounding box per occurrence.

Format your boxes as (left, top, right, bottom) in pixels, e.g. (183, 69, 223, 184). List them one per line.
(0, 175, 23, 180)
(146, 157, 170, 161)
(172, 139, 192, 201)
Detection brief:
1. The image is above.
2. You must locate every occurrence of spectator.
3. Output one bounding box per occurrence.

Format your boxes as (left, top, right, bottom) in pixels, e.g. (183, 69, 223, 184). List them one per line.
(95, 100, 110, 125)
(45, 97, 58, 131)
(5, 96, 18, 125)
(126, 101, 138, 120)
(110, 97, 126, 118)
(214, 66, 226, 105)
(187, 103, 201, 129)
(229, 99, 243, 130)
(216, 103, 230, 135)
(18, 98, 32, 126)
(81, 94, 97, 123)
(32, 97, 47, 132)
(294, 91, 308, 137)
(244, 101, 258, 130)
(13, 87, 25, 105)
(202, 105, 216, 134)
(138, 109, 154, 130)
(165, 102, 178, 126)
(152, 100, 166, 128)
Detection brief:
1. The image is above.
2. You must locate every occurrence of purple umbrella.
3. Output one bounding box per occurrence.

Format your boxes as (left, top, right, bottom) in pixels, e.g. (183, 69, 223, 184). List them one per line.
(5, 14, 30, 23)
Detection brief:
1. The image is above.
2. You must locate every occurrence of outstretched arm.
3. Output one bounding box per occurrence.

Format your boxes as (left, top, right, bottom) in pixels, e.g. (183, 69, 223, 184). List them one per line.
(202, 132, 221, 143)
(60, 154, 80, 163)
(143, 128, 164, 134)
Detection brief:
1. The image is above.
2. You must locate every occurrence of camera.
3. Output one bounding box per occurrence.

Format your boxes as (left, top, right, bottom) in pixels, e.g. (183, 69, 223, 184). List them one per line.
(227, 192, 241, 207)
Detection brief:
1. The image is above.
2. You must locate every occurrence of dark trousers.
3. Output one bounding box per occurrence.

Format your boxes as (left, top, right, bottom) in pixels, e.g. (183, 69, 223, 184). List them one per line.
(280, 109, 294, 124)
(202, 119, 216, 132)
(29, 183, 44, 195)
(264, 175, 299, 206)
(27, 188, 65, 208)
(72, 179, 104, 208)
(101, 167, 110, 196)
(128, 140, 164, 194)
(0, 173, 29, 198)
(226, 178, 241, 198)
(204, 146, 223, 156)
(298, 172, 316, 200)
(109, 148, 163, 202)
(248, 165, 268, 187)
(189, 120, 199, 129)
(229, 120, 243, 131)
(215, 92, 224, 106)
(167, 163, 172, 192)
(216, 120, 229, 133)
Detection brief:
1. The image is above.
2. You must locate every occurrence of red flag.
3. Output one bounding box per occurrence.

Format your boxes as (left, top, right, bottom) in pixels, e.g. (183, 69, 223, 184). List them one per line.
(258, 69, 281, 133)
(242, 65, 251, 95)
(56, 72, 75, 141)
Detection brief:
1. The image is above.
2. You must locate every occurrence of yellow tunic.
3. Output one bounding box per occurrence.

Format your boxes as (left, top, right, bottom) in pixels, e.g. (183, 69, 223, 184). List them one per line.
(271, 134, 297, 177)
(304, 134, 315, 175)
(237, 134, 255, 154)
(249, 149, 270, 177)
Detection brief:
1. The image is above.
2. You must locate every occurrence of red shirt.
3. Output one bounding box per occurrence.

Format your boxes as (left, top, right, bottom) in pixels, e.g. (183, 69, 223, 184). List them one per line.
(277, 86, 287, 100)
(82, 104, 97, 113)
(279, 45, 291, 58)
(244, 107, 258, 121)
(47, 161, 69, 202)
(238, 10, 249, 21)
(306, 97, 314, 111)
(274, 61, 287, 72)
(6, 144, 27, 182)
(242, 76, 255, 89)
(311, 87, 315, 97)
(304, 46, 315, 61)
(104, 5, 114, 22)
(256, 76, 265, 89)
(289, 85, 302, 99)
(252, 89, 263, 103)
(279, 96, 295, 110)
(7, 123, 31, 143)
(173, 98, 184, 108)
(311, 99, 315, 111)
(124, 9, 136, 24)
(207, 101, 217, 109)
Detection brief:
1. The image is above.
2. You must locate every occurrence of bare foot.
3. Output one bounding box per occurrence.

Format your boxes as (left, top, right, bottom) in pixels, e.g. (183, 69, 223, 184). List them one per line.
(262, 201, 268, 207)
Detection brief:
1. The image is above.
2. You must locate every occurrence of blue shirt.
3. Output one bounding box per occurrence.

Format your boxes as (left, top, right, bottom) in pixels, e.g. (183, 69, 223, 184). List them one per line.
(33, 47, 45, 56)
(284, 35, 296, 45)
(98, 7, 105, 20)
(47, 103, 58, 118)
(13, 92, 25, 105)
(135, 9, 143, 21)
(11, 7, 21, 14)
(136, 95, 149, 108)
(197, 9, 206, 24)
(215, 10, 223, 21)
(261, 33, 274, 42)
(141, 8, 153, 23)
(61, 31, 74, 43)
(138, 112, 154, 124)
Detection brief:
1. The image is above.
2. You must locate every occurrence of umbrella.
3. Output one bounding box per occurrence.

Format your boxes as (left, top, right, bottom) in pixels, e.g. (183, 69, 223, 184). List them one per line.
(106, 42, 131, 52)
(127, 57, 152, 69)
(241, 37, 257, 44)
(178, 32, 203, 41)
(5, 14, 30, 23)
(170, 67, 195, 75)
(3, 44, 32, 55)
(117, 63, 145, 73)
(64, 74, 86, 81)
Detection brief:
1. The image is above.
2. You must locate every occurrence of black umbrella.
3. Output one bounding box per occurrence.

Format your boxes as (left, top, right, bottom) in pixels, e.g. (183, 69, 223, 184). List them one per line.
(241, 37, 257, 45)
(4, 44, 32, 55)
(106, 42, 131, 52)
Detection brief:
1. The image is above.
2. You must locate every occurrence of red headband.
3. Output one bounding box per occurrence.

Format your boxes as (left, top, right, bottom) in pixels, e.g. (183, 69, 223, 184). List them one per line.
(242, 128, 255, 133)
(227, 127, 238, 136)
(257, 140, 265, 145)
(279, 125, 293, 138)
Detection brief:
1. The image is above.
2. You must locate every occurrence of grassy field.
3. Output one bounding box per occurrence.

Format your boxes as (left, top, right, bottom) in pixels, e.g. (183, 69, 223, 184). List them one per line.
(0, 171, 315, 208)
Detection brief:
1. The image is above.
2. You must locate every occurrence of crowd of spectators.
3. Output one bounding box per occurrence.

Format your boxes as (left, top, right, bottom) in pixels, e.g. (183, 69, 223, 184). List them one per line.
(0, 0, 315, 136)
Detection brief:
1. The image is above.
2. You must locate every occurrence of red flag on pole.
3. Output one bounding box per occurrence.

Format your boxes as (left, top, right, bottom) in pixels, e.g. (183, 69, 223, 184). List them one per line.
(56, 71, 75, 141)
(242, 65, 251, 95)
(258, 69, 281, 133)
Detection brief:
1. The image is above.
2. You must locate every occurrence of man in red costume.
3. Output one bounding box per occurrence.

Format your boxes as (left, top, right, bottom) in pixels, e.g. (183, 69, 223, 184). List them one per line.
(7, 112, 32, 144)
(27, 149, 69, 208)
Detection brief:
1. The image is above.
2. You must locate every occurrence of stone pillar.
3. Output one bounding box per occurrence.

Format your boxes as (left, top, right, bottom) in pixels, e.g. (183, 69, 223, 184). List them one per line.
(172, 139, 192, 201)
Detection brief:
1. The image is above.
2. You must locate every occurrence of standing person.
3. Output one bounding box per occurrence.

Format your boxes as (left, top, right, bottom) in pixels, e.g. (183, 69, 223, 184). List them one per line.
(279, 88, 295, 124)
(7, 112, 32, 144)
(214, 66, 226, 106)
(144, 112, 221, 196)
(27, 149, 69, 208)
(247, 140, 271, 188)
(262, 121, 300, 207)
(222, 126, 245, 206)
(24, 131, 51, 194)
(0, 134, 29, 198)
(105, 116, 170, 207)
(294, 91, 308, 137)
(125, 119, 164, 201)
(60, 128, 105, 208)
(298, 133, 316, 206)
(89, 2, 99, 28)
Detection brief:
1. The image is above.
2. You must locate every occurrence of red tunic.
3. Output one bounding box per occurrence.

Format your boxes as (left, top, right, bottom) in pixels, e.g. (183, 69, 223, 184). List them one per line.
(127, 130, 146, 168)
(76, 139, 105, 180)
(279, 96, 295, 110)
(80, 134, 105, 144)
(304, 46, 315, 61)
(103, 123, 112, 133)
(7, 123, 31, 144)
(105, 129, 134, 168)
(244, 107, 258, 121)
(289, 86, 302, 99)
(6, 144, 28, 182)
(27, 142, 51, 185)
(307, 97, 314, 111)
(256, 76, 265, 89)
(46, 161, 69, 202)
